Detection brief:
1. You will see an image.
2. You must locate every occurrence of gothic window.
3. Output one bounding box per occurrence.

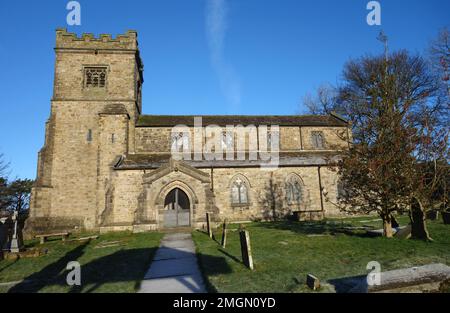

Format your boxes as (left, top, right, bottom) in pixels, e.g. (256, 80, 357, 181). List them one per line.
(311, 131, 325, 149)
(285, 175, 303, 205)
(231, 177, 249, 205)
(84, 67, 107, 88)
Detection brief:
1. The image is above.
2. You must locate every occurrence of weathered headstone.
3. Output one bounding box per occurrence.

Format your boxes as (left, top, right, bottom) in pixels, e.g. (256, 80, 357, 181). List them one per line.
(426, 210, 439, 221)
(221, 219, 227, 248)
(239, 229, 254, 270)
(410, 198, 431, 240)
(306, 274, 321, 290)
(394, 224, 412, 239)
(206, 212, 212, 239)
(442, 211, 450, 225)
(9, 211, 24, 253)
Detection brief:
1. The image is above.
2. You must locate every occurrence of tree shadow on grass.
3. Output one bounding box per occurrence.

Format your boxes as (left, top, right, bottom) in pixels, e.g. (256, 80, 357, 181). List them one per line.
(327, 275, 368, 293)
(196, 252, 233, 293)
(217, 248, 241, 264)
(8, 241, 89, 293)
(252, 220, 377, 238)
(8, 242, 158, 293)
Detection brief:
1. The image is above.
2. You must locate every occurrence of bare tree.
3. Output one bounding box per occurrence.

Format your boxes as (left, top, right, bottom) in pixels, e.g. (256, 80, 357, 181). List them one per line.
(302, 84, 339, 115)
(0, 153, 9, 179)
(429, 27, 450, 100)
(334, 50, 445, 239)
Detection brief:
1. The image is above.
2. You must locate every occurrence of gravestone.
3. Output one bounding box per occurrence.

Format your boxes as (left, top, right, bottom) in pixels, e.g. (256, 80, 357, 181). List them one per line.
(239, 229, 254, 270)
(426, 210, 439, 221)
(410, 198, 430, 240)
(221, 220, 227, 248)
(206, 212, 212, 239)
(442, 211, 450, 225)
(306, 274, 321, 290)
(394, 224, 412, 239)
(9, 211, 24, 253)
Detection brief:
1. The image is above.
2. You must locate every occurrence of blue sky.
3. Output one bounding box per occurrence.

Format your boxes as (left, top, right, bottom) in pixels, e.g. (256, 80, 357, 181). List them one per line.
(0, 0, 448, 180)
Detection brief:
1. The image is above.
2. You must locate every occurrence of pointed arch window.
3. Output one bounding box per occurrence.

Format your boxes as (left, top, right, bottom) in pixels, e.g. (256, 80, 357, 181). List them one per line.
(231, 177, 249, 205)
(285, 175, 303, 205)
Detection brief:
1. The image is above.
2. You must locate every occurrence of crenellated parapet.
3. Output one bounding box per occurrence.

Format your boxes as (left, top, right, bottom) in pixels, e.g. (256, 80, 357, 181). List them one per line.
(55, 28, 138, 51)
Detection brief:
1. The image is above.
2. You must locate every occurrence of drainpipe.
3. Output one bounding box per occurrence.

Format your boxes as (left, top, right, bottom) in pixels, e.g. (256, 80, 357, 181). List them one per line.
(210, 167, 214, 192)
(318, 166, 324, 212)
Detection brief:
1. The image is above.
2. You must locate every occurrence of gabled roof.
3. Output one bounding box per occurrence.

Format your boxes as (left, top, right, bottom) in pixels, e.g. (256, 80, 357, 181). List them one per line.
(136, 114, 348, 127)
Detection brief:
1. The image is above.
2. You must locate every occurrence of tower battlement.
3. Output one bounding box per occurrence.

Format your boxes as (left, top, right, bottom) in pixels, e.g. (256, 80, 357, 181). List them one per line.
(55, 28, 138, 51)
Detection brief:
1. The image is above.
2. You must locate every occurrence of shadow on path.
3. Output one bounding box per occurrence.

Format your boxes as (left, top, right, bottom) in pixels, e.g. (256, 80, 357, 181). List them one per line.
(8, 242, 158, 293)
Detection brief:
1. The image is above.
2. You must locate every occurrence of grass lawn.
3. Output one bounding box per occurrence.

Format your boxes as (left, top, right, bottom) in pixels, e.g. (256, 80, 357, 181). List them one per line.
(193, 216, 450, 293)
(0, 231, 163, 293)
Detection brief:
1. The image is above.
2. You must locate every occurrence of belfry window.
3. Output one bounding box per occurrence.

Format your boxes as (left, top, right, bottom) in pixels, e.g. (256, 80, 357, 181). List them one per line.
(84, 67, 107, 88)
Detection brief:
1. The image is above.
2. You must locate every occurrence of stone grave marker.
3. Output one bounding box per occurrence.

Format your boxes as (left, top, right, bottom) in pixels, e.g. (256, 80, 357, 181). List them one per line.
(221, 219, 227, 248)
(306, 274, 321, 290)
(239, 229, 254, 270)
(394, 224, 412, 239)
(206, 212, 212, 239)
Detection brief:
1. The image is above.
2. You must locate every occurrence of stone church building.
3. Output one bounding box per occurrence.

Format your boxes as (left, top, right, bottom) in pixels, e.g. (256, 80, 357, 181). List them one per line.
(26, 29, 351, 234)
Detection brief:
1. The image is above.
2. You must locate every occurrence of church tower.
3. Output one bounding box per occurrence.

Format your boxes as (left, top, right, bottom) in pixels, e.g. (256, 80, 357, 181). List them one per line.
(27, 29, 144, 233)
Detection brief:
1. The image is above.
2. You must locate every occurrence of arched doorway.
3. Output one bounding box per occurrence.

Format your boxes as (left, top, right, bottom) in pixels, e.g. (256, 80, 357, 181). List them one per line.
(163, 188, 191, 227)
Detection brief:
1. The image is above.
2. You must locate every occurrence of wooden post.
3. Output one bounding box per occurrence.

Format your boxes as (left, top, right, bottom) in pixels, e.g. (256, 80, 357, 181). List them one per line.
(239, 229, 254, 270)
(206, 212, 212, 239)
(221, 220, 228, 248)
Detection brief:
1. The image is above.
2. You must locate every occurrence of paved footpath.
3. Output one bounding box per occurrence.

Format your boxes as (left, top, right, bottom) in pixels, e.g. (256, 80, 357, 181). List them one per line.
(138, 232, 207, 293)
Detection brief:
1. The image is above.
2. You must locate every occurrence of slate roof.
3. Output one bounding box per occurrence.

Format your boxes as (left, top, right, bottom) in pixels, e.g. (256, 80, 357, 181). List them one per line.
(136, 113, 348, 127)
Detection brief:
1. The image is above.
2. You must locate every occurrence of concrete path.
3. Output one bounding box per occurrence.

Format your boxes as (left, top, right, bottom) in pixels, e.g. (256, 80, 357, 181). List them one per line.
(138, 232, 207, 293)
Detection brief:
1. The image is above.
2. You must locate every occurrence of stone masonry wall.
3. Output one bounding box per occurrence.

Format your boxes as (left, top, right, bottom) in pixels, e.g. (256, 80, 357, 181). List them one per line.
(135, 125, 349, 153)
(105, 164, 343, 230)
(27, 29, 142, 234)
